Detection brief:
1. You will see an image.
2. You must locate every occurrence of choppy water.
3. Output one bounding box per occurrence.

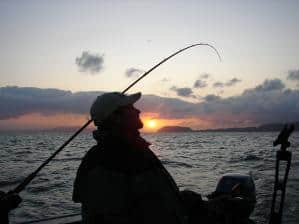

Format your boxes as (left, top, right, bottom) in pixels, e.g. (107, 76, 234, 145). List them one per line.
(0, 131, 298, 224)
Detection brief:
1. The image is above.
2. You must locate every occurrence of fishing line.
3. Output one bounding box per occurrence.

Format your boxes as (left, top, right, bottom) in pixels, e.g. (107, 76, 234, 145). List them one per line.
(11, 43, 221, 194)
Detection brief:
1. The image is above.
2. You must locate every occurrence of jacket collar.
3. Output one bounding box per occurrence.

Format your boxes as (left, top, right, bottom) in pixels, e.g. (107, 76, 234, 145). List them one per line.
(93, 129, 151, 150)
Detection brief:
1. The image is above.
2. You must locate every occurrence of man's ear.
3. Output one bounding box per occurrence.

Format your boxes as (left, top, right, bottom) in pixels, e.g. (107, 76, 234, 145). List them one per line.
(109, 113, 122, 125)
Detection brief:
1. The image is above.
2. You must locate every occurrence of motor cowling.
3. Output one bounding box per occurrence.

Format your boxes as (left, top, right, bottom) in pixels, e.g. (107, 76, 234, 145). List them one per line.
(207, 173, 256, 223)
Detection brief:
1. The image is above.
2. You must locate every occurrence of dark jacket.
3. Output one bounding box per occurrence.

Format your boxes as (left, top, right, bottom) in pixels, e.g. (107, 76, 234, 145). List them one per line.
(73, 132, 186, 224)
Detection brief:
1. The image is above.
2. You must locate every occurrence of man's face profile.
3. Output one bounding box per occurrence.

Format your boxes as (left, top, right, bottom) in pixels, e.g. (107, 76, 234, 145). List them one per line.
(115, 104, 143, 130)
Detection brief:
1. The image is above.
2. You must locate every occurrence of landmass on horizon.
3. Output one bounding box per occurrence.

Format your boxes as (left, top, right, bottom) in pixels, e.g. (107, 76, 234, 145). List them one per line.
(157, 126, 193, 133)
(157, 122, 299, 133)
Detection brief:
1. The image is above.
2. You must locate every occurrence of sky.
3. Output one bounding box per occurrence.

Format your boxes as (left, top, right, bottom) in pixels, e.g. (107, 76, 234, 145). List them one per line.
(0, 1, 299, 132)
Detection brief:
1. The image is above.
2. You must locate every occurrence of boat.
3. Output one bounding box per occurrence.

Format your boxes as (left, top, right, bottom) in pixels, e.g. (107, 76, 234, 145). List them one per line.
(3, 124, 295, 224)
(21, 173, 256, 224)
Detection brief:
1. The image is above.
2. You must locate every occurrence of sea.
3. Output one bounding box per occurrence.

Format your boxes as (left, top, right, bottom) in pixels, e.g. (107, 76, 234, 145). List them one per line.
(0, 131, 298, 224)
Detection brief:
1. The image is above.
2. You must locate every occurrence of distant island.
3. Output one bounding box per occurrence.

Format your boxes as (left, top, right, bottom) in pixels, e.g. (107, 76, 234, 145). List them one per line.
(157, 122, 299, 133)
(157, 126, 194, 133)
(202, 122, 299, 132)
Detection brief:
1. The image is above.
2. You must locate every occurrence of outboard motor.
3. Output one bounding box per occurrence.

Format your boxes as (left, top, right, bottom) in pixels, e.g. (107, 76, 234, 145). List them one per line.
(207, 173, 256, 224)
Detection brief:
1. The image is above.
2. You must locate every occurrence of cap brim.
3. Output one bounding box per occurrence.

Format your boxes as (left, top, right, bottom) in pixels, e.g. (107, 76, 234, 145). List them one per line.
(126, 92, 141, 105)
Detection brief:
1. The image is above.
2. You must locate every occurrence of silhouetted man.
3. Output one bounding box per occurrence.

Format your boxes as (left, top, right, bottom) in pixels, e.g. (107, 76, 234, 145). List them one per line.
(73, 92, 187, 224)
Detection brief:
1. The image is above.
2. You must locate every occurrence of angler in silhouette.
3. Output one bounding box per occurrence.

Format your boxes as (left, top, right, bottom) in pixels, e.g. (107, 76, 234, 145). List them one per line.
(73, 92, 187, 224)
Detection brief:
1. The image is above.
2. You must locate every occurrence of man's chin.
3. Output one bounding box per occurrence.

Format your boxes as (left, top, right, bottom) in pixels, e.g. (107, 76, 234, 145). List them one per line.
(137, 121, 144, 130)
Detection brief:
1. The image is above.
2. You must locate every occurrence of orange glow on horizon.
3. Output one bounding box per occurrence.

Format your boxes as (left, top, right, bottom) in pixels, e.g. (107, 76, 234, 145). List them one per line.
(0, 113, 92, 130)
(139, 112, 206, 133)
(0, 111, 223, 131)
(147, 120, 157, 128)
(143, 119, 158, 130)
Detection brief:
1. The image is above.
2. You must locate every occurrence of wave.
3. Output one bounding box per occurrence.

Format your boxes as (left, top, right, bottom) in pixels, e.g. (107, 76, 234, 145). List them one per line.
(243, 154, 262, 161)
(162, 159, 193, 168)
(52, 157, 82, 162)
(27, 185, 49, 193)
(0, 178, 23, 188)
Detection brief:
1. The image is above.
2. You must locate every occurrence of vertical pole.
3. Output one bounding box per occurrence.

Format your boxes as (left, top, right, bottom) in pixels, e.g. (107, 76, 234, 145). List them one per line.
(269, 148, 292, 224)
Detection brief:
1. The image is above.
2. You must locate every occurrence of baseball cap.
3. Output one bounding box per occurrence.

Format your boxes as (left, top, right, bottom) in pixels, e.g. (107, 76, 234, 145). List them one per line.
(90, 92, 141, 125)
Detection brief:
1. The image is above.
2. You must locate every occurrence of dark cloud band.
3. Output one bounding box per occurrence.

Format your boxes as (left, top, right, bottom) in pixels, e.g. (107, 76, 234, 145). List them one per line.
(0, 86, 102, 119)
(0, 79, 298, 127)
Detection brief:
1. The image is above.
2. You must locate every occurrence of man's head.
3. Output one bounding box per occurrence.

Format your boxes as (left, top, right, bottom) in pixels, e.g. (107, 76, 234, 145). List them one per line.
(90, 92, 143, 131)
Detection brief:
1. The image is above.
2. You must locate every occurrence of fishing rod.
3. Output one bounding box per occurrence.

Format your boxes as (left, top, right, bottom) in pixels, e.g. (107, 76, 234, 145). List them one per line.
(10, 43, 221, 194)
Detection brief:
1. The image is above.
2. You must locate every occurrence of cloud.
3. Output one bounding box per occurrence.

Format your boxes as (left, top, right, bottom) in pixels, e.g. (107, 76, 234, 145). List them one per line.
(75, 51, 104, 74)
(1, 79, 298, 129)
(226, 78, 241, 86)
(203, 94, 221, 102)
(0, 86, 103, 120)
(137, 94, 199, 119)
(193, 80, 207, 88)
(213, 82, 224, 88)
(161, 78, 170, 82)
(213, 78, 241, 88)
(251, 78, 285, 92)
(125, 67, 144, 78)
(200, 73, 210, 79)
(165, 79, 297, 125)
(287, 70, 299, 81)
(170, 86, 195, 98)
(200, 79, 297, 125)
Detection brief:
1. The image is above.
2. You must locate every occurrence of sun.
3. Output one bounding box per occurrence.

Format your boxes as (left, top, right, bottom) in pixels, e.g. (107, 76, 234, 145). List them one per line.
(147, 120, 157, 129)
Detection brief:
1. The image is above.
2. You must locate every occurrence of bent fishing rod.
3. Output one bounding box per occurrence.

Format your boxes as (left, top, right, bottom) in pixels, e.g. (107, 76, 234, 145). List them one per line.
(11, 43, 221, 194)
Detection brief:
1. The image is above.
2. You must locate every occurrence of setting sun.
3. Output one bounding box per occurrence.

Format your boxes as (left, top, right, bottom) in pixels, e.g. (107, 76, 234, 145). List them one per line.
(147, 120, 157, 128)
